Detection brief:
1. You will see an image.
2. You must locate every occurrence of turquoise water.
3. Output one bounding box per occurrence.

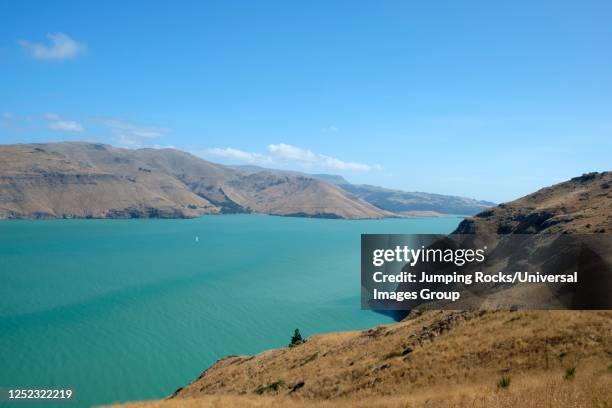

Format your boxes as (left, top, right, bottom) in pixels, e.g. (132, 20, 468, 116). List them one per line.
(0, 215, 461, 407)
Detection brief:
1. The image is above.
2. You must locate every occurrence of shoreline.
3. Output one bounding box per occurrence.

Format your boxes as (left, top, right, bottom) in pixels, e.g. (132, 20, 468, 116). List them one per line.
(0, 212, 467, 221)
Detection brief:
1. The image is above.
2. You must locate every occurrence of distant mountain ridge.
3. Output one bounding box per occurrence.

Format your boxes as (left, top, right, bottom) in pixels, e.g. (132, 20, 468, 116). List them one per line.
(230, 165, 350, 185)
(0, 143, 494, 220)
(232, 165, 495, 215)
(339, 183, 495, 216)
(0, 142, 388, 219)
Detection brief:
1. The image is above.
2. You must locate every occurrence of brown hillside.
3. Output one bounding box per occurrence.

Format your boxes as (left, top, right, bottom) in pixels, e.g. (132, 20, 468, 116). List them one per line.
(0, 142, 388, 219)
(455, 171, 612, 235)
(125, 310, 611, 408)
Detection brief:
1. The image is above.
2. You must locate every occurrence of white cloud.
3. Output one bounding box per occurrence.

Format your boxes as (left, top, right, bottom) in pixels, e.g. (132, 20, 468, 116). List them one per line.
(268, 143, 379, 171)
(152, 144, 177, 149)
(321, 126, 338, 133)
(202, 143, 380, 173)
(44, 113, 84, 133)
(19, 33, 87, 60)
(204, 147, 273, 165)
(268, 143, 318, 162)
(101, 118, 171, 147)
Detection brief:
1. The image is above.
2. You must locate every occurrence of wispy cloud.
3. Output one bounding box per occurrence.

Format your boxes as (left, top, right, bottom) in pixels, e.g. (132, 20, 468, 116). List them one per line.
(321, 126, 338, 133)
(44, 113, 84, 133)
(204, 147, 273, 165)
(0, 112, 13, 128)
(101, 118, 171, 147)
(19, 33, 86, 60)
(268, 143, 380, 171)
(0, 112, 35, 132)
(202, 143, 381, 172)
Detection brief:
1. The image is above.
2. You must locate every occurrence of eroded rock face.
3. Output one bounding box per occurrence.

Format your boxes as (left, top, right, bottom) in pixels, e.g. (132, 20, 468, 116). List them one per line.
(455, 172, 612, 235)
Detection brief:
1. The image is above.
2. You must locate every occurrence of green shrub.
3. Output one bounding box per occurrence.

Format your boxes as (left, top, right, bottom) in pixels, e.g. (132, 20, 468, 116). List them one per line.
(254, 380, 285, 395)
(505, 316, 522, 324)
(289, 328, 304, 347)
(497, 376, 511, 389)
(564, 367, 576, 380)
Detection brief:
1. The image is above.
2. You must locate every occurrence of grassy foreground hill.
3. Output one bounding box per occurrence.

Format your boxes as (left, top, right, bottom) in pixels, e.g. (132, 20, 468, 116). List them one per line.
(122, 172, 612, 407)
(125, 311, 611, 408)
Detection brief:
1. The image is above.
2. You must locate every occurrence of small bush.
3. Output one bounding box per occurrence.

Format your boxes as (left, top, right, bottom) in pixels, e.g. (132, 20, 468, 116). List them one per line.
(254, 380, 285, 395)
(564, 367, 576, 380)
(608, 363, 612, 372)
(505, 316, 522, 324)
(497, 376, 511, 389)
(289, 328, 304, 347)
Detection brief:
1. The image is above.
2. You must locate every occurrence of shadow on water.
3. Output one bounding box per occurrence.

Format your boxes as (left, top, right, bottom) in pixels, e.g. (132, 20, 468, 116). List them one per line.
(372, 309, 410, 322)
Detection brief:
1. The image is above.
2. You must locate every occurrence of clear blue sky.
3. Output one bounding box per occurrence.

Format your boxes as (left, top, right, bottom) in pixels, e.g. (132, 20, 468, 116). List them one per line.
(1, 1, 611, 202)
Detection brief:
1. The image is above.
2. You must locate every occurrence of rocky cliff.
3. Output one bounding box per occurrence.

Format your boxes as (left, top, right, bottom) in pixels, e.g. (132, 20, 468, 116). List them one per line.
(455, 171, 612, 235)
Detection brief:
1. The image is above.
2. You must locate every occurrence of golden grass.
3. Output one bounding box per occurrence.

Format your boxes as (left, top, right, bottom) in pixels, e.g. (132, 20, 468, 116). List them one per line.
(122, 363, 611, 407)
(120, 310, 612, 408)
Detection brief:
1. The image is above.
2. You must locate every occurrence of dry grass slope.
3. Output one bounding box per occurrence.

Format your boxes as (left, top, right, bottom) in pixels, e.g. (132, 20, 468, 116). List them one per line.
(456, 171, 612, 234)
(123, 310, 611, 407)
(124, 371, 611, 408)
